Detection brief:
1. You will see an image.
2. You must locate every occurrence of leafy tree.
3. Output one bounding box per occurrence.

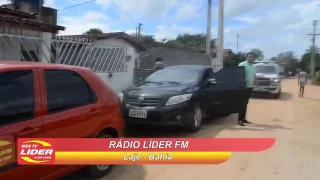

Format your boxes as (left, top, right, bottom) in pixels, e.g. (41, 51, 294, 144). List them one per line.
(250, 48, 264, 60)
(276, 51, 299, 73)
(83, 28, 104, 35)
(270, 57, 277, 61)
(129, 34, 157, 46)
(165, 33, 216, 50)
(299, 47, 320, 73)
(138, 35, 157, 46)
(305, 46, 320, 54)
(223, 51, 246, 67)
(165, 39, 185, 47)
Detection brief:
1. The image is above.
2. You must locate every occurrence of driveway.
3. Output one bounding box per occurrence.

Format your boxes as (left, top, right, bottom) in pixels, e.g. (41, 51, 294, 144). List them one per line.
(62, 78, 320, 180)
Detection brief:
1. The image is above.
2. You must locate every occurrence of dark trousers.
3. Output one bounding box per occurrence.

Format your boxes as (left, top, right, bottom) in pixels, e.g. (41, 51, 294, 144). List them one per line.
(238, 88, 253, 121)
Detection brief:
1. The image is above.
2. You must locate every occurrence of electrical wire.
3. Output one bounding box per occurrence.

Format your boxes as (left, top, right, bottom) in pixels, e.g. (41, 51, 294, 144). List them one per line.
(109, 0, 138, 23)
(58, 0, 139, 24)
(58, 0, 96, 11)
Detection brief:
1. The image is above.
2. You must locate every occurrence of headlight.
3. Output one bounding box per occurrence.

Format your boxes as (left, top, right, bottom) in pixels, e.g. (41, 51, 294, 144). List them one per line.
(272, 78, 279, 83)
(117, 92, 124, 103)
(165, 94, 192, 106)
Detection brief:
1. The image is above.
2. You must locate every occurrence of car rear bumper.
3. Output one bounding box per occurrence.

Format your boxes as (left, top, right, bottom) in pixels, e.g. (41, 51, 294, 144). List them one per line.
(122, 102, 193, 126)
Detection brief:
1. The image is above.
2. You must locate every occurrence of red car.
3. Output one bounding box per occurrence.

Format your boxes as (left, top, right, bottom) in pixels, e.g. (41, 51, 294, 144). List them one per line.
(0, 61, 124, 179)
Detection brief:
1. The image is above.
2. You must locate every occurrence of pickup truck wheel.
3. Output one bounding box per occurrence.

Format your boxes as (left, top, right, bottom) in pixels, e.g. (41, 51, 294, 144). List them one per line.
(84, 133, 114, 178)
(185, 104, 202, 132)
(273, 89, 281, 99)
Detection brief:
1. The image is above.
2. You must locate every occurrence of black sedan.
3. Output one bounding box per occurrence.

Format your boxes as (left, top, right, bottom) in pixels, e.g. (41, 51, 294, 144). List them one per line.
(118, 65, 248, 132)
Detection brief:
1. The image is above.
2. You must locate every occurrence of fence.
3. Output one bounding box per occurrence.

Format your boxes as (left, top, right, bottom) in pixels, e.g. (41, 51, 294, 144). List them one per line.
(0, 33, 128, 72)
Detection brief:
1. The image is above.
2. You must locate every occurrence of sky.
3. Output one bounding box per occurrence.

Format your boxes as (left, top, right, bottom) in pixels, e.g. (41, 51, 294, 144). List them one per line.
(1, 0, 320, 58)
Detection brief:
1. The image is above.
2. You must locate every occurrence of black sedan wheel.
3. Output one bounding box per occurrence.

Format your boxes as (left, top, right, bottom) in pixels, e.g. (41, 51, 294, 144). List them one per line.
(186, 104, 202, 132)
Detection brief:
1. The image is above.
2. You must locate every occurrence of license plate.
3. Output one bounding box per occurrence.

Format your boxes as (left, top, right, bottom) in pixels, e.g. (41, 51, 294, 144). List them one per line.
(256, 87, 268, 92)
(129, 109, 147, 118)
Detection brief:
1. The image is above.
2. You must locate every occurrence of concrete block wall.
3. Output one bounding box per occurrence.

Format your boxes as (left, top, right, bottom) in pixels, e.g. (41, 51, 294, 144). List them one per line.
(139, 46, 212, 69)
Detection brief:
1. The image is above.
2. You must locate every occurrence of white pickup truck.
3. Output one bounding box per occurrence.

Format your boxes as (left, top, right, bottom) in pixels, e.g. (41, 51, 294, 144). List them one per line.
(253, 62, 283, 98)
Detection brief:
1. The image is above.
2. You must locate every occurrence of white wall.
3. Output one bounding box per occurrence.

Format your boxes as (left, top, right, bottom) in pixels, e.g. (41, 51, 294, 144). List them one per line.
(95, 38, 139, 93)
(40, 32, 52, 63)
(0, 36, 21, 61)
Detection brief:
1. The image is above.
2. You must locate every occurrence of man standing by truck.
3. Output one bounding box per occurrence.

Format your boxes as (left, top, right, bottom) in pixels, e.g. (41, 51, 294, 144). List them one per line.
(238, 52, 256, 126)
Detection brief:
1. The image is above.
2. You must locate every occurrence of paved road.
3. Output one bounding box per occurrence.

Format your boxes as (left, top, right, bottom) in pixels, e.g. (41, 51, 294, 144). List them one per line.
(63, 78, 320, 180)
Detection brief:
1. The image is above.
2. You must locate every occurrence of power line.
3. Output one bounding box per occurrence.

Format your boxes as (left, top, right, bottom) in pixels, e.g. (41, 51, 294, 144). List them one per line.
(58, 0, 96, 11)
(109, 0, 138, 23)
(58, 0, 139, 23)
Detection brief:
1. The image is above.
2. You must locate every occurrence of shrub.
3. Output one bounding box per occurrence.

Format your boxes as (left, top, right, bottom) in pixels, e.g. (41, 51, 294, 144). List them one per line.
(312, 71, 320, 85)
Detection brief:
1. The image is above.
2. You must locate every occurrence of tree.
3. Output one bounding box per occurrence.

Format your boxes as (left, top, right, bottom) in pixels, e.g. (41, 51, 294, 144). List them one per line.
(305, 46, 320, 54)
(165, 33, 216, 50)
(140, 35, 157, 46)
(83, 28, 104, 35)
(129, 34, 157, 46)
(276, 51, 299, 73)
(250, 48, 264, 60)
(223, 51, 246, 67)
(299, 47, 320, 73)
(270, 57, 277, 61)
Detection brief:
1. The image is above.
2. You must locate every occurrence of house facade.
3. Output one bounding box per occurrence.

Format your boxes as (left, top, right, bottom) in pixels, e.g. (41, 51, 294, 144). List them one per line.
(0, 3, 145, 92)
(58, 32, 146, 92)
(0, 5, 65, 62)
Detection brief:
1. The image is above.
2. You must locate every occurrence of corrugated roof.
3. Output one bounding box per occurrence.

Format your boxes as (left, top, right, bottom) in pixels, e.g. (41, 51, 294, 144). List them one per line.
(0, 16, 65, 31)
(0, 7, 37, 18)
(0, 6, 65, 33)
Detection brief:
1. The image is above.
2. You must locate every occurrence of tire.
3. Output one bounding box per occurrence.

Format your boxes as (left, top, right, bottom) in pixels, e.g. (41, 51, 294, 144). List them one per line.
(273, 89, 281, 99)
(185, 104, 203, 132)
(84, 133, 114, 178)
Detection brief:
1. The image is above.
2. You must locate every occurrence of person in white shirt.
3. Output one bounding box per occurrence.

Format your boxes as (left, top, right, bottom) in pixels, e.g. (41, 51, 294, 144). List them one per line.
(298, 69, 308, 98)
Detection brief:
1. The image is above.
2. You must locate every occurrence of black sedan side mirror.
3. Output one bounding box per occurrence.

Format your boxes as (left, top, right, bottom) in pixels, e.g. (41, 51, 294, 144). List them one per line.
(205, 78, 217, 85)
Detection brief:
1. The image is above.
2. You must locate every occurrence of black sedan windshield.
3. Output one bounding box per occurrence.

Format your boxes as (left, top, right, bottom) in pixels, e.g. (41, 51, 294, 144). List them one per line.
(255, 66, 277, 74)
(145, 68, 201, 83)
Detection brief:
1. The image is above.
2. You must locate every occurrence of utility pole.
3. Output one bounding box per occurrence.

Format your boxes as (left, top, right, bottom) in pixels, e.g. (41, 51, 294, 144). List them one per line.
(236, 34, 239, 53)
(217, 0, 224, 67)
(137, 23, 142, 39)
(206, 0, 212, 55)
(307, 20, 319, 77)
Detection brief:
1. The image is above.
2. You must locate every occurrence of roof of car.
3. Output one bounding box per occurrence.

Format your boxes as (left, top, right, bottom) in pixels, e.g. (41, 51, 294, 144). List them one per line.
(0, 61, 90, 71)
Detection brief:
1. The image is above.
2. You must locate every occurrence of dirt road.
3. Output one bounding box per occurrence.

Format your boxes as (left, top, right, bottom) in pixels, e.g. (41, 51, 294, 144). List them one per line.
(64, 78, 320, 180)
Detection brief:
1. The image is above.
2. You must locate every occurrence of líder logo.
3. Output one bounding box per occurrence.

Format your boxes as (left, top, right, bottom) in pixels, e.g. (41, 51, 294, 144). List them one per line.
(19, 140, 54, 164)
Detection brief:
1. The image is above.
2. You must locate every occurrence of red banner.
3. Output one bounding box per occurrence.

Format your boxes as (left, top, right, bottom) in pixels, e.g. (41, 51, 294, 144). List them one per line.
(17, 138, 275, 165)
